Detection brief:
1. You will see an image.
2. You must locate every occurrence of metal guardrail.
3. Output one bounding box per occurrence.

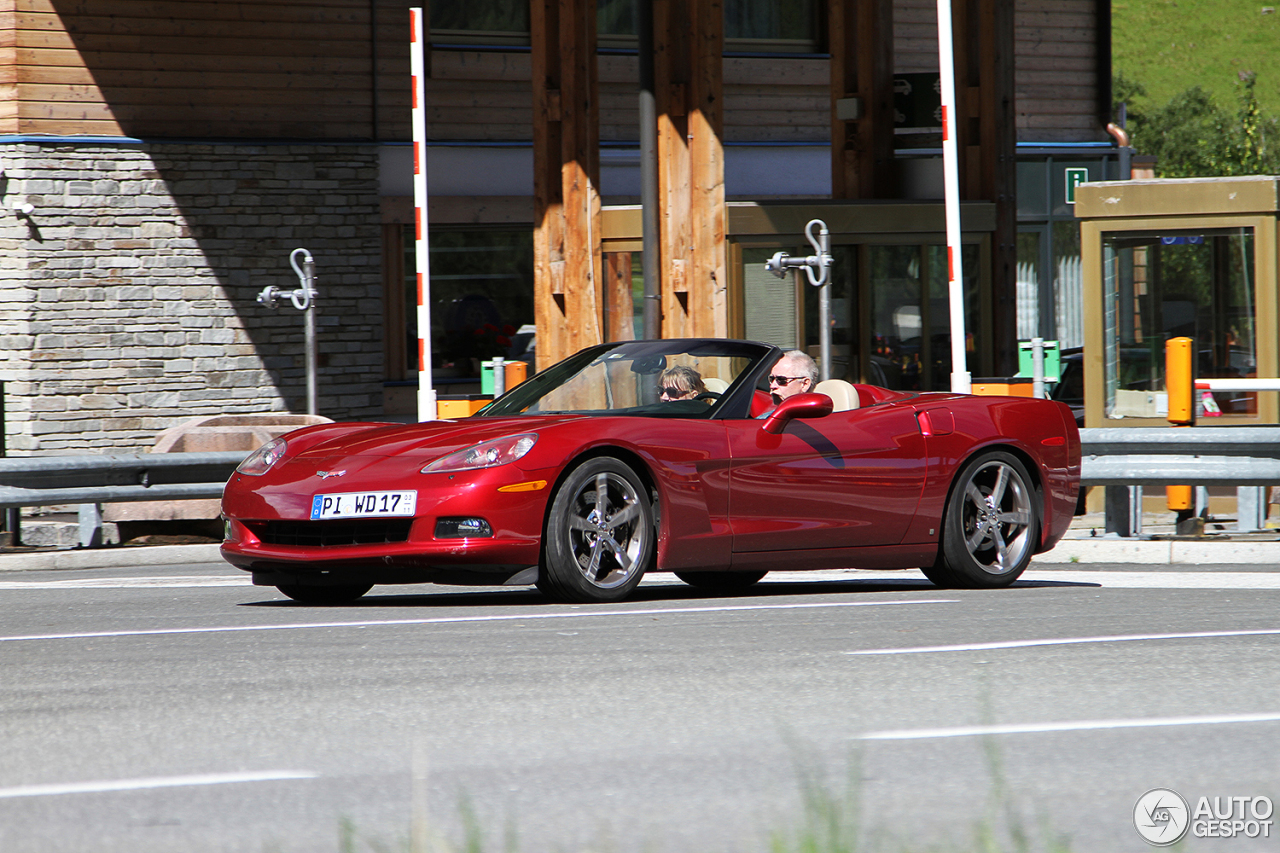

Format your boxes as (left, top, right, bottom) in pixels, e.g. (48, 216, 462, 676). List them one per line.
(1080, 427, 1280, 486)
(0, 451, 245, 510)
(0, 429, 1276, 544)
(1079, 427, 1280, 536)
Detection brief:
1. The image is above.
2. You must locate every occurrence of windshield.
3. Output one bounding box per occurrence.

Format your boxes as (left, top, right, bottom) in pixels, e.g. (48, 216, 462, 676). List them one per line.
(480, 339, 775, 418)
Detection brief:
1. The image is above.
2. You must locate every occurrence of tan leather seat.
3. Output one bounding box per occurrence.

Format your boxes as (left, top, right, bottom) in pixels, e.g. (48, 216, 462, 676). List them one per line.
(703, 377, 729, 393)
(813, 379, 859, 412)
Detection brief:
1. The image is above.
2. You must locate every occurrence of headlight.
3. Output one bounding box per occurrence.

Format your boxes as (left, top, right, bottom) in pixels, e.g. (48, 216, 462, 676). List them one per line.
(422, 434, 537, 473)
(237, 437, 288, 476)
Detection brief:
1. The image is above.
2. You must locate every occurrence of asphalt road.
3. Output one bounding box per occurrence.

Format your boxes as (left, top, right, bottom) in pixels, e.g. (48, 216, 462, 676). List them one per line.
(2, 560, 1279, 853)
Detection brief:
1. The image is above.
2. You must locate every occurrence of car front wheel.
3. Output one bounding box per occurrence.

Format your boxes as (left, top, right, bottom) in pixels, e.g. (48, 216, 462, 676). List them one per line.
(922, 450, 1038, 589)
(540, 457, 654, 603)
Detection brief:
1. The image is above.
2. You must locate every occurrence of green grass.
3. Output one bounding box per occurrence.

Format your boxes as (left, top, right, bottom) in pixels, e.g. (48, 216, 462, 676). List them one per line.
(329, 744, 1075, 853)
(1113, 0, 1280, 114)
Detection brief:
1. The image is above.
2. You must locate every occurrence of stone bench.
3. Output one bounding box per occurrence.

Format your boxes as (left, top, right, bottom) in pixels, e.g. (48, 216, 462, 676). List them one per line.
(103, 413, 332, 524)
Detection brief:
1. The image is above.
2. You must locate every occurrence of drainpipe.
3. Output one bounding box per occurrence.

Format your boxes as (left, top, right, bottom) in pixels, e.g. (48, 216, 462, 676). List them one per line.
(1106, 118, 1132, 180)
(637, 0, 660, 340)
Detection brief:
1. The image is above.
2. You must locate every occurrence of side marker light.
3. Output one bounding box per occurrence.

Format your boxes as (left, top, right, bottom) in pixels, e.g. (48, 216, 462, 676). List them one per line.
(497, 480, 548, 493)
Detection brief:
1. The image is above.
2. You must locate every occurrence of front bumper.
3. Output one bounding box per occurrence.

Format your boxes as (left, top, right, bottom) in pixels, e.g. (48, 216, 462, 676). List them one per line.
(221, 460, 554, 586)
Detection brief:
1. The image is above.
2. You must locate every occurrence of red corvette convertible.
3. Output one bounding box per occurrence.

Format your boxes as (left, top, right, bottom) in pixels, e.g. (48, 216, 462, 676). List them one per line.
(221, 338, 1080, 603)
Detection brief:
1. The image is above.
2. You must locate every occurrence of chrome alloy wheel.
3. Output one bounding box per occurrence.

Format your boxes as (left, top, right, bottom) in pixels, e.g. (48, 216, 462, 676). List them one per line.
(959, 458, 1034, 574)
(565, 470, 649, 590)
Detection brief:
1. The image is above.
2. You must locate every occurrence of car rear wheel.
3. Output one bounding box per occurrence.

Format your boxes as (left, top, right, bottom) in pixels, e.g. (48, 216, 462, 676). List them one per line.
(540, 457, 653, 603)
(674, 570, 767, 592)
(922, 451, 1038, 589)
(276, 583, 373, 604)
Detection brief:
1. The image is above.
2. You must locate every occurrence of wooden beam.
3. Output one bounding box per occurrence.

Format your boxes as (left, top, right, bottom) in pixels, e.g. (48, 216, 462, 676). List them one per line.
(604, 252, 635, 341)
(531, 0, 602, 369)
(829, 0, 894, 199)
(688, 0, 725, 337)
(952, 0, 1016, 374)
(654, 0, 725, 338)
(655, 0, 689, 338)
(0, 3, 16, 135)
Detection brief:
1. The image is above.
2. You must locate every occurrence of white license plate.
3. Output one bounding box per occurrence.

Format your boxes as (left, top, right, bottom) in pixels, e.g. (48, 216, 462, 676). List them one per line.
(310, 490, 417, 520)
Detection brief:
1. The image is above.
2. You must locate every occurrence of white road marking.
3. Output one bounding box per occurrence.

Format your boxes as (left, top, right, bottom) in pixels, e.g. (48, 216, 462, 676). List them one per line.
(860, 713, 1280, 741)
(1020, 570, 1280, 589)
(0, 569, 1276, 591)
(845, 628, 1280, 656)
(761, 569, 1280, 589)
(0, 575, 248, 589)
(0, 598, 957, 644)
(0, 771, 317, 800)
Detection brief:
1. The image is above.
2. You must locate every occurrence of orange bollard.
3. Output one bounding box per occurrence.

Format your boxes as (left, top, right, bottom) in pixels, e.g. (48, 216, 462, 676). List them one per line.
(505, 360, 527, 389)
(1167, 484, 1193, 512)
(1165, 337, 1194, 425)
(1165, 337, 1194, 513)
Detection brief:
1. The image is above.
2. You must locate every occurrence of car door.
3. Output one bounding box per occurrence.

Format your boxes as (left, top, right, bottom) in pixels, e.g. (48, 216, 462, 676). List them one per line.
(725, 404, 929, 552)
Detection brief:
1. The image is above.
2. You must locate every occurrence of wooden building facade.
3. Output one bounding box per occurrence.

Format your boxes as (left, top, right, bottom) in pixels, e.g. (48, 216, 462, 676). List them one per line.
(0, 0, 1113, 450)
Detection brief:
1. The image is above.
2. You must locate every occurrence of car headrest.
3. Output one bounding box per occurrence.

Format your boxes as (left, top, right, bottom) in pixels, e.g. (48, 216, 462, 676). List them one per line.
(813, 379, 860, 412)
(703, 377, 729, 393)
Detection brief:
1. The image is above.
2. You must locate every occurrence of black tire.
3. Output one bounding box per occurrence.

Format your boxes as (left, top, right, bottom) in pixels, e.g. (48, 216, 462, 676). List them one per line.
(674, 570, 767, 592)
(540, 458, 655, 603)
(276, 583, 373, 604)
(922, 450, 1039, 589)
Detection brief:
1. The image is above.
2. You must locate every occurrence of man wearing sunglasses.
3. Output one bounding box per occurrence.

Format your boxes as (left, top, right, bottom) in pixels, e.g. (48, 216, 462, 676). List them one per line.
(759, 350, 819, 416)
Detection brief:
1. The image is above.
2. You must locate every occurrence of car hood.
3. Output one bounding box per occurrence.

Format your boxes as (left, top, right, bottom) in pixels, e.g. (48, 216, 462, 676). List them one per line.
(291, 415, 587, 463)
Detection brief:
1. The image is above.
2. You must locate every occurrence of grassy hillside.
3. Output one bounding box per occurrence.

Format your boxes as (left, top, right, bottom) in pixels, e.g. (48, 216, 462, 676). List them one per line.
(1112, 0, 1280, 114)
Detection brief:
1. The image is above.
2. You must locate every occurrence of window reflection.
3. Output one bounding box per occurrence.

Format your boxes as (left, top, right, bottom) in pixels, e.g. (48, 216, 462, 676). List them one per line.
(1102, 228, 1256, 418)
(406, 227, 536, 386)
(431, 0, 819, 51)
(869, 244, 979, 391)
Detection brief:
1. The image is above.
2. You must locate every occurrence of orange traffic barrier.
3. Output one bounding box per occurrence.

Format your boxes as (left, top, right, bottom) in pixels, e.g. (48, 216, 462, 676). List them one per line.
(1166, 337, 1194, 512)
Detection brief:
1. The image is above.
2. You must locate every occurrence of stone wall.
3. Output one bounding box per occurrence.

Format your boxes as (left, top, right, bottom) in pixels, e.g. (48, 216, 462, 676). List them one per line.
(0, 142, 384, 454)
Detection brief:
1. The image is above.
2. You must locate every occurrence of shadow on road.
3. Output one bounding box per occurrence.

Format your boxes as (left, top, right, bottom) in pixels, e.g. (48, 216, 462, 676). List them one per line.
(238, 575, 1098, 609)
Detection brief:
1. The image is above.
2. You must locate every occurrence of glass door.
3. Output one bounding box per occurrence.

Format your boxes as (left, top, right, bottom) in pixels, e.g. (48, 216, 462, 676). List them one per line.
(867, 243, 980, 391)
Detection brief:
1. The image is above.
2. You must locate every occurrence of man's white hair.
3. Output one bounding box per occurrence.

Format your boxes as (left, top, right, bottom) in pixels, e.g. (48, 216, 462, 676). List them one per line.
(781, 350, 819, 387)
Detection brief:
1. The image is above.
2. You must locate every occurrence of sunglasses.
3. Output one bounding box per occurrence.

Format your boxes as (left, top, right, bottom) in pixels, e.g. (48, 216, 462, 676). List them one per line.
(660, 386, 687, 398)
(768, 375, 804, 386)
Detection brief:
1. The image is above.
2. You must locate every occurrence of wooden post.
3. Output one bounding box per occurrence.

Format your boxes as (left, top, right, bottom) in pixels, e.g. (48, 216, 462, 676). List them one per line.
(829, 0, 894, 199)
(688, 0, 726, 338)
(952, 0, 1016, 375)
(655, 0, 690, 339)
(532, 0, 602, 369)
(654, 0, 725, 339)
(604, 252, 636, 341)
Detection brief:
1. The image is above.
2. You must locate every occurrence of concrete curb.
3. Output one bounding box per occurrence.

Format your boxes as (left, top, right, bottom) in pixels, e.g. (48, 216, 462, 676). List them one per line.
(0, 543, 225, 572)
(1045, 538, 1280, 565)
(1, 538, 1278, 573)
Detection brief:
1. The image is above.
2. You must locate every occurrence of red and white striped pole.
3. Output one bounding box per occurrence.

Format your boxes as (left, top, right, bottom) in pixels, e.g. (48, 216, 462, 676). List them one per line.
(410, 8, 436, 421)
(937, 0, 970, 393)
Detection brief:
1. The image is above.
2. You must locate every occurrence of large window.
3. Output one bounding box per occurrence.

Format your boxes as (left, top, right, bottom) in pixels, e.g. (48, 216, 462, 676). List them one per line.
(869, 244, 979, 391)
(1101, 228, 1256, 418)
(432, 0, 819, 51)
(1016, 154, 1118, 349)
(802, 245, 857, 379)
(430, 2, 529, 45)
(741, 246, 800, 349)
(739, 240, 983, 390)
(403, 228, 535, 384)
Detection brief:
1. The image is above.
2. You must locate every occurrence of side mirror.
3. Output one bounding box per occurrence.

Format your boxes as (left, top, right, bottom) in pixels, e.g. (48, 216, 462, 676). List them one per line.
(761, 392, 833, 434)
